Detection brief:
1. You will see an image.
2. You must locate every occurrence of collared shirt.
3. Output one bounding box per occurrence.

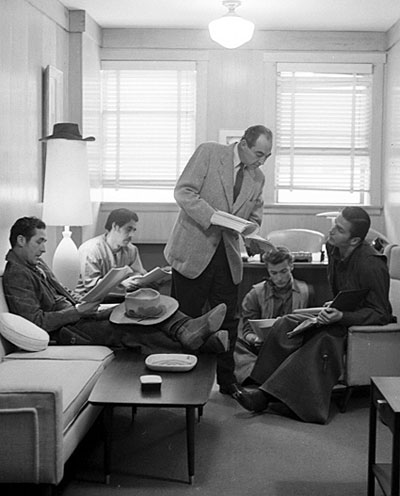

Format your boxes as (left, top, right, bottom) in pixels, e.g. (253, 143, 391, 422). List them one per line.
(75, 233, 146, 296)
(240, 277, 311, 338)
(233, 143, 244, 181)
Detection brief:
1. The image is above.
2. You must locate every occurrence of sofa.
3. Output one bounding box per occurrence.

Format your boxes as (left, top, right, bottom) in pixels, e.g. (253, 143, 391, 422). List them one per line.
(0, 276, 115, 492)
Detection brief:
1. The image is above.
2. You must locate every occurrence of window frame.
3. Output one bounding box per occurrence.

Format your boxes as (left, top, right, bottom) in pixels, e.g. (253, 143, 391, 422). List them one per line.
(97, 53, 208, 202)
(263, 51, 386, 208)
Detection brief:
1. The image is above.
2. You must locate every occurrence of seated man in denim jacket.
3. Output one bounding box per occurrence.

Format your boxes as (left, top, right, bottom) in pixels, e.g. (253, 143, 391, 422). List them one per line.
(234, 246, 313, 384)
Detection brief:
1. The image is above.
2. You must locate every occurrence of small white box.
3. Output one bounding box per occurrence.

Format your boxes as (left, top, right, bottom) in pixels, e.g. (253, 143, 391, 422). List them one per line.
(140, 374, 162, 390)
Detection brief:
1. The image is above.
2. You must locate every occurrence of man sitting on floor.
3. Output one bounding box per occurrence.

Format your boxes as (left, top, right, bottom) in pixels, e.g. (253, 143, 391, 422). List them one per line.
(234, 246, 313, 384)
(3, 216, 228, 355)
(232, 207, 394, 423)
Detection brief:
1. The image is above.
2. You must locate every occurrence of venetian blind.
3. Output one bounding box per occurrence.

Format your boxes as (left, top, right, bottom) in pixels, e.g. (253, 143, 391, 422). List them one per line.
(98, 62, 196, 191)
(275, 63, 373, 204)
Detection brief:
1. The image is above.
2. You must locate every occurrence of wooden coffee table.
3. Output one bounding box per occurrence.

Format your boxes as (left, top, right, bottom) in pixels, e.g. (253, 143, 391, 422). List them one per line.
(89, 349, 217, 484)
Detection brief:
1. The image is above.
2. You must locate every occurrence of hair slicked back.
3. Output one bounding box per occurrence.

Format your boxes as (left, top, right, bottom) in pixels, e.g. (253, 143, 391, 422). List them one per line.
(105, 208, 139, 231)
(10, 217, 46, 247)
(341, 206, 371, 240)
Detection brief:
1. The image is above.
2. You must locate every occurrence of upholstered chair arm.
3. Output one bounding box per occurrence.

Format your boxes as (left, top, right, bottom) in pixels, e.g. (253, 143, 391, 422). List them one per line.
(348, 322, 400, 333)
(346, 323, 400, 386)
(0, 386, 64, 484)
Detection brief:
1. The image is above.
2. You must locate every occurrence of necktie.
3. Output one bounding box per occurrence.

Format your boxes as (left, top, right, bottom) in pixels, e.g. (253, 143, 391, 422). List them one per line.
(233, 163, 244, 202)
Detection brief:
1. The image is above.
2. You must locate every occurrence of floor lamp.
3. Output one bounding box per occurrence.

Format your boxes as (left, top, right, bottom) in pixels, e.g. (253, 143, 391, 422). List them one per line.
(41, 125, 94, 290)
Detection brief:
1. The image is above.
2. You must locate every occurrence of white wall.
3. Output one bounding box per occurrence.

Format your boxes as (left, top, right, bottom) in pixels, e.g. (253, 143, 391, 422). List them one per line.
(93, 27, 388, 243)
(0, 0, 70, 268)
(0, 3, 395, 258)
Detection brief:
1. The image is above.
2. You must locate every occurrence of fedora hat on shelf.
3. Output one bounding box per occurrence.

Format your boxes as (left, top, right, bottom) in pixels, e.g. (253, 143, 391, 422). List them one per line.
(110, 289, 179, 326)
(39, 122, 95, 141)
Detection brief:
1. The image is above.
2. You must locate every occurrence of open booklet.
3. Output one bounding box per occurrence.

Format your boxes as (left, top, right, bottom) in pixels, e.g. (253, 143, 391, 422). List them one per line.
(244, 231, 276, 252)
(132, 266, 172, 287)
(287, 288, 369, 339)
(83, 266, 134, 303)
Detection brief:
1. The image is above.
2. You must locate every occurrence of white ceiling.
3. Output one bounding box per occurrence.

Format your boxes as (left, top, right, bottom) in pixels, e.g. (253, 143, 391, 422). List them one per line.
(59, 0, 400, 32)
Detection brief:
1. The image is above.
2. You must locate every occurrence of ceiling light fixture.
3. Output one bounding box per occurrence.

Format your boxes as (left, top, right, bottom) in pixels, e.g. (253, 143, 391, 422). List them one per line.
(208, 0, 255, 49)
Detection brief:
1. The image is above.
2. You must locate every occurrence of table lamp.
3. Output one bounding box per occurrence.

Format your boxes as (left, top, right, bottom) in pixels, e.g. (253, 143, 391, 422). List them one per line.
(41, 123, 94, 290)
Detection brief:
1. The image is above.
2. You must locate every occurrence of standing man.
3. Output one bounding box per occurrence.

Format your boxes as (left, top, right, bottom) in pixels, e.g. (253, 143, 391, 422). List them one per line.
(164, 125, 273, 394)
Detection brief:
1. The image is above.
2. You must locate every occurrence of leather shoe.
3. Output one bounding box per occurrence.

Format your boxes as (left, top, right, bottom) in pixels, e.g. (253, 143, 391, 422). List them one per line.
(232, 385, 269, 412)
(177, 303, 227, 351)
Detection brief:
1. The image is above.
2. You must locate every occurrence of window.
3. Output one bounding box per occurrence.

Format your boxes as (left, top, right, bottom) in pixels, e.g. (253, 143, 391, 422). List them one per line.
(97, 62, 197, 201)
(275, 63, 373, 205)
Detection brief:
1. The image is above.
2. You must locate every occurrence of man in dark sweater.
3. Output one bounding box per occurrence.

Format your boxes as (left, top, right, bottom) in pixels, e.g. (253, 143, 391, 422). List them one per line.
(232, 207, 394, 423)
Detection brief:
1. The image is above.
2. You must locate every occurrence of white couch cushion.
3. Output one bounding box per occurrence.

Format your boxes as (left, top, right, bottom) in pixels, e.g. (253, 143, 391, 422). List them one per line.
(0, 313, 49, 351)
(0, 359, 104, 431)
(5, 345, 114, 363)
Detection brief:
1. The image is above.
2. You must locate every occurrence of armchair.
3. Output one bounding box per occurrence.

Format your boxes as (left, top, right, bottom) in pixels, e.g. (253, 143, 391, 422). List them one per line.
(339, 243, 400, 411)
(266, 228, 325, 254)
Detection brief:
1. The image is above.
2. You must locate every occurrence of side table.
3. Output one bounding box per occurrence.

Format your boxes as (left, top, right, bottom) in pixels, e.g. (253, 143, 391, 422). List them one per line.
(89, 350, 216, 484)
(368, 377, 400, 496)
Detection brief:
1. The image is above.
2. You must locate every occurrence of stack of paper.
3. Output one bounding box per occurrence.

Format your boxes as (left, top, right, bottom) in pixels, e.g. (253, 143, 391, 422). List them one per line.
(83, 266, 133, 303)
(134, 266, 172, 287)
(210, 211, 258, 236)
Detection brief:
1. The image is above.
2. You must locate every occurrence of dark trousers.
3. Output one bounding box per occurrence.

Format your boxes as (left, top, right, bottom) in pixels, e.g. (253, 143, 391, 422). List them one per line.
(171, 241, 239, 386)
(55, 310, 190, 356)
(250, 313, 346, 423)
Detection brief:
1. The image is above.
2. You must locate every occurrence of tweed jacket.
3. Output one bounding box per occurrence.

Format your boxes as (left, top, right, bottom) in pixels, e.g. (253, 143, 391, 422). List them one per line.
(164, 141, 265, 284)
(3, 250, 81, 332)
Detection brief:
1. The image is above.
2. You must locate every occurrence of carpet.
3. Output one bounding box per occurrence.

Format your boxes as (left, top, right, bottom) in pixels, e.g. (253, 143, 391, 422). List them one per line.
(3, 384, 391, 496)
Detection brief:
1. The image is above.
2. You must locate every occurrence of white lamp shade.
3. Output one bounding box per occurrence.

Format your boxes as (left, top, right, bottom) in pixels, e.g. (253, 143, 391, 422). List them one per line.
(209, 13, 255, 49)
(42, 139, 92, 226)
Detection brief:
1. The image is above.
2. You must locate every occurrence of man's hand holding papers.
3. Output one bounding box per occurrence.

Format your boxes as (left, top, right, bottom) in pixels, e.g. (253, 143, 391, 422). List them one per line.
(287, 288, 369, 339)
(210, 210, 259, 236)
(210, 210, 276, 255)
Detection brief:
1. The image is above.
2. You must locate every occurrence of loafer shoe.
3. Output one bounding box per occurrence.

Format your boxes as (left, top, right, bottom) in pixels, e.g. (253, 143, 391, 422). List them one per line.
(232, 385, 269, 413)
(178, 303, 227, 350)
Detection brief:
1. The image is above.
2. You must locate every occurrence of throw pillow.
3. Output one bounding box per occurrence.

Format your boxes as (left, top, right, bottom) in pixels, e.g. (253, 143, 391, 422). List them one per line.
(0, 313, 49, 351)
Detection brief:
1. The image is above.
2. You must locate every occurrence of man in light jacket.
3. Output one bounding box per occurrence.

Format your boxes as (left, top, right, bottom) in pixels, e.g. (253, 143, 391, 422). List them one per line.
(164, 125, 273, 393)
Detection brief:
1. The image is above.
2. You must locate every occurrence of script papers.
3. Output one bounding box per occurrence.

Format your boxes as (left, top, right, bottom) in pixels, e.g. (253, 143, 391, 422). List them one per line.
(210, 211, 275, 251)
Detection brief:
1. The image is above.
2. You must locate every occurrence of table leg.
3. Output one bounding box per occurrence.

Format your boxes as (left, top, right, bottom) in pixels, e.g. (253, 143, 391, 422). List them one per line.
(103, 405, 114, 485)
(186, 406, 195, 484)
(391, 415, 400, 496)
(368, 385, 377, 496)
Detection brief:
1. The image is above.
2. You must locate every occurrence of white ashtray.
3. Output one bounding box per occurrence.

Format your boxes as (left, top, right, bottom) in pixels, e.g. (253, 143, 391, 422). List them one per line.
(145, 353, 198, 372)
